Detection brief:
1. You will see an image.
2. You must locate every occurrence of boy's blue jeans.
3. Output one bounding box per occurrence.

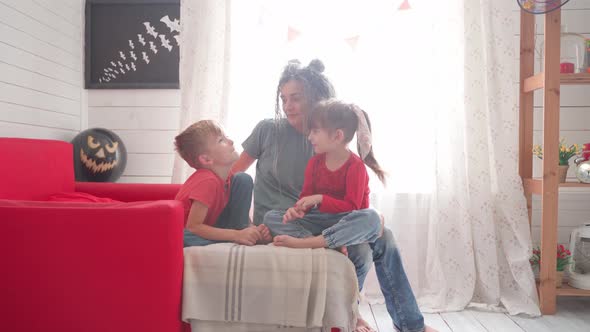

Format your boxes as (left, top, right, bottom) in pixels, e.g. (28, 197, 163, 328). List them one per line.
(265, 208, 425, 332)
(263, 208, 381, 248)
(183, 172, 253, 247)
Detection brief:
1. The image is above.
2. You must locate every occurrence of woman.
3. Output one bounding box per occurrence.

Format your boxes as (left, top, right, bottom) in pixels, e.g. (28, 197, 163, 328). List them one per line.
(231, 59, 433, 332)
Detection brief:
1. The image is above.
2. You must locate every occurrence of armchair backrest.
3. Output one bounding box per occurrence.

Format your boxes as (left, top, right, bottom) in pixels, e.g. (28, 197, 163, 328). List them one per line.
(0, 138, 75, 200)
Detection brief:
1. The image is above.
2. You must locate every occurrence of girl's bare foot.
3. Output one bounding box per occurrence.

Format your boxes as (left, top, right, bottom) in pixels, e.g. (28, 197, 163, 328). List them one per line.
(354, 316, 376, 332)
(272, 235, 326, 248)
(256, 224, 272, 244)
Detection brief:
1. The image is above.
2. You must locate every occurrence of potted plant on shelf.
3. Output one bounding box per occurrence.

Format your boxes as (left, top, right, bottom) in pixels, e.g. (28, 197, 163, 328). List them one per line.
(530, 244, 572, 287)
(532, 139, 581, 183)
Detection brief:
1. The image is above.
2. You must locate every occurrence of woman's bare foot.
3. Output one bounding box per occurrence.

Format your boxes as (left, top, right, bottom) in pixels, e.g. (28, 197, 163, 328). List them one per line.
(273, 235, 326, 248)
(354, 316, 376, 332)
(256, 224, 272, 244)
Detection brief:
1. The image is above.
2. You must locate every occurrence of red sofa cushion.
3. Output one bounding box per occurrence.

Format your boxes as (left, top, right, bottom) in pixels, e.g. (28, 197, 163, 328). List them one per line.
(47, 192, 121, 203)
(0, 138, 75, 200)
(76, 182, 182, 202)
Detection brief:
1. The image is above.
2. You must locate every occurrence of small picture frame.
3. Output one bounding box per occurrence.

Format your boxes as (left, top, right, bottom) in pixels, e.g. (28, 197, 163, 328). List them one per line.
(85, 0, 180, 89)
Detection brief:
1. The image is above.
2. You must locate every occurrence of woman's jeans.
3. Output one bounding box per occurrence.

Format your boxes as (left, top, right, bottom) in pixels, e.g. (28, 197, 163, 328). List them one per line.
(263, 208, 381, 249)
(264, 208, 425, 332)
(348, 229, 425, 332)
(183, 172, 253, 247)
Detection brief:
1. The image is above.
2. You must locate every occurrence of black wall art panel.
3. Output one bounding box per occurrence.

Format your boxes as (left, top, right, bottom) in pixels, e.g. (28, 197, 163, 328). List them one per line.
(85, 0, 180, 89)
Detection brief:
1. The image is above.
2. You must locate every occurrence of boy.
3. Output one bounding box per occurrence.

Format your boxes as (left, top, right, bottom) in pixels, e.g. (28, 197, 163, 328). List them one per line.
(174, 120, 271, 247)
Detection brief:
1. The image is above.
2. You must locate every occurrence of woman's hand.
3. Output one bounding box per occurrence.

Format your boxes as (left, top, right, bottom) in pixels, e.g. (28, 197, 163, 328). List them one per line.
(295, 194, 323, 210)
(283, 206, 305, 223)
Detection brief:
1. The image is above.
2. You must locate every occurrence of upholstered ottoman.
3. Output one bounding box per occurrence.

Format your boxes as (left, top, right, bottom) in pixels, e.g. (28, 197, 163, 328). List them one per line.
(182, 243, 359, 332)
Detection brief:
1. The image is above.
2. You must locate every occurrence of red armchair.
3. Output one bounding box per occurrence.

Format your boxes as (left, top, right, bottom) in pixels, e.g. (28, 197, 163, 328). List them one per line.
(0, 138, 186, 332)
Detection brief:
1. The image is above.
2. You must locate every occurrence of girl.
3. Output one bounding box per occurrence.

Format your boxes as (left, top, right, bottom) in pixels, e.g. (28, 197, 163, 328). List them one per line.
(263, 99, 385, 250)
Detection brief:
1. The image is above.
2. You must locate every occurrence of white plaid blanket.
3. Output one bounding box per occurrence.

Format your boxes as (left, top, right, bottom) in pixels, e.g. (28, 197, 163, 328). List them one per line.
(182, 243, 359, 331)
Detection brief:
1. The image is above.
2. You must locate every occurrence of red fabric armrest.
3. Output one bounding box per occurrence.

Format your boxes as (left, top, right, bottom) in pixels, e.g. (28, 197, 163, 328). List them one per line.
(0, 200, 185, 332)
(75, 182, 182, 202)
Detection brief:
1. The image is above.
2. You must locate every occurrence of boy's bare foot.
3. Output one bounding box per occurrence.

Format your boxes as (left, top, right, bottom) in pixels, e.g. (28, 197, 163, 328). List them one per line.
(256, 224, 272, 244)
(354, 316, 376, 332)
(273, 235, 326, 248)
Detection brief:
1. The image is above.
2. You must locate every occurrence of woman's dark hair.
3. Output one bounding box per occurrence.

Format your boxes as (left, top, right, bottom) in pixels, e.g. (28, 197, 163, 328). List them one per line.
(274, 59, 336, 131)
(308, 99, 387, 184)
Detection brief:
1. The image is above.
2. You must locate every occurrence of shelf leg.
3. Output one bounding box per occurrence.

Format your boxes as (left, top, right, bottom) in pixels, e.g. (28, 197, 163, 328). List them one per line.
(538, 8, 561, 315)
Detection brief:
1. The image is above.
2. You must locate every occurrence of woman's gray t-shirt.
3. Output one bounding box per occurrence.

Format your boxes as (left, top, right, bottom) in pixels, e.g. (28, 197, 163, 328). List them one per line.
(242, 118, 313, 225)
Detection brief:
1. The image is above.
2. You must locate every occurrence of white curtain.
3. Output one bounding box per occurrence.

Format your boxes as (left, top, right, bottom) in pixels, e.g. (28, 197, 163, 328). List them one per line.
(364, 1, 540, 315)
(172, 0, 232, 183)
(177, 0, 540, 316)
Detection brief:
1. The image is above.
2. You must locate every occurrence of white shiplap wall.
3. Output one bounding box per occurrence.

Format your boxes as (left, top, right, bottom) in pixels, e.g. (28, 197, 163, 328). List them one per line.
(0, 0, 85, 140)
(514, 1, 590, 245)
(87, 89, 180, 184)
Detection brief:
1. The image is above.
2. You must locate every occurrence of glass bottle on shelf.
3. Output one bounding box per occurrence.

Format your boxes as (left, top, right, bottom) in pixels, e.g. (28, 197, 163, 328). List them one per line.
(539, 25, 588, 74)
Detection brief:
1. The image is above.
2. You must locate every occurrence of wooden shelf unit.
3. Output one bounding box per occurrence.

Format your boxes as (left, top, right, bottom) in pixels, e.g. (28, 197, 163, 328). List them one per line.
(519, 8, 590, 315)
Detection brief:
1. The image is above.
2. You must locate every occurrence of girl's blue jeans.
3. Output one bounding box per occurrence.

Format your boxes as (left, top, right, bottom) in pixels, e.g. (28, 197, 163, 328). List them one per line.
(263, 207, 381, 249)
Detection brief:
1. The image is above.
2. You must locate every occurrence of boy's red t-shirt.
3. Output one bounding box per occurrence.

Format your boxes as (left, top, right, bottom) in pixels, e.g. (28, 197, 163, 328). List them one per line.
(175, 168, 231, 226)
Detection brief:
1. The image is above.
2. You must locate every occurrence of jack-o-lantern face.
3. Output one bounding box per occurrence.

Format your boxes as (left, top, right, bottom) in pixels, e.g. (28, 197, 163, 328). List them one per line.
(72, 128, 127, 182)
(81, 135, 120, 173)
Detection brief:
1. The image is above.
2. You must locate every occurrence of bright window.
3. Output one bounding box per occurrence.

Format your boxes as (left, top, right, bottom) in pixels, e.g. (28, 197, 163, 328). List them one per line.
(227, 1, 463, 193)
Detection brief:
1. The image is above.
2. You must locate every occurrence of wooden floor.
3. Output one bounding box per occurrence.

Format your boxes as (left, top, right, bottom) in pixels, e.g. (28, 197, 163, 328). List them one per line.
(362, 297, 590, 332)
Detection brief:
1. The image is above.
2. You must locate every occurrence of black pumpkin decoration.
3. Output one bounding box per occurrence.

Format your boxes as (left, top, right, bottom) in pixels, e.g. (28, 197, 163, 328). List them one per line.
(72, 128, 127, 182)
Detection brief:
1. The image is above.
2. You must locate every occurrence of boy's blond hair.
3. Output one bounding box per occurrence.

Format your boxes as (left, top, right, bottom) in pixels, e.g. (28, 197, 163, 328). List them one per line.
(174, 120, 222, 168)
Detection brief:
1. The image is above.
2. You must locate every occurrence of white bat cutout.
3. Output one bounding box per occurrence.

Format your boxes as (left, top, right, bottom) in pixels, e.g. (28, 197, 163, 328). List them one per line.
(129, 40, 135, 49)
(119, 51, 126, 60)
(160, 15, 180, 33)
(131, 62, 136, 71)
(159, 35, 172, 52)
(137, 34, 146, 46)
(110, 61, 116, 67)
(142, 52, 150, 64)
(143, 22, 158, 39)
(130, 51, 137, 61)
(173, 35, 180, 46)
(125, 64, 130, 71)
(149, 41, 158, 54)
(117, 61, 123, 67)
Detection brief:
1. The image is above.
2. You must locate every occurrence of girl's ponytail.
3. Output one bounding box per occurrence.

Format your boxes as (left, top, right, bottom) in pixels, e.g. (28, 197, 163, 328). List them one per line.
(357, 109, 386, 185)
